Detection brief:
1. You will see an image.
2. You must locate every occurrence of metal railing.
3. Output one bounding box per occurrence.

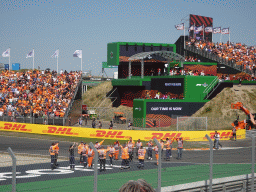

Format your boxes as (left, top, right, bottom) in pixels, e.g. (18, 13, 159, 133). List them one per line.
(185, 45, 253, 75)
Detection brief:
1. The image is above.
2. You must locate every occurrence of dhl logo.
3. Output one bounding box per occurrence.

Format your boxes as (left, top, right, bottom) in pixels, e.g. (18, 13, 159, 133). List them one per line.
(0, 123, 32, 132)
(43, 127, 79, 135)
(90, 130, 130, 139)
(145, 133, 183, 140)
(206, 131, 241, 139)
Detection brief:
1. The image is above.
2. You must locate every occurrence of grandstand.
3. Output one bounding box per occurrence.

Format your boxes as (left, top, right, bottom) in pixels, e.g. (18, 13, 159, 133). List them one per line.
(0, 70, 82, 125)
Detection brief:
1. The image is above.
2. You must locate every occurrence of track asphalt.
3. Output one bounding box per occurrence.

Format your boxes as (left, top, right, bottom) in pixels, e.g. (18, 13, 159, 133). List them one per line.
(0, 134, 255, 191)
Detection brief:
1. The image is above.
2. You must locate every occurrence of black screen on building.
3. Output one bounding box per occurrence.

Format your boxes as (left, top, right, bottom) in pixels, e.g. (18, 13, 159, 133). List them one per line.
(151, 78, 184, 94)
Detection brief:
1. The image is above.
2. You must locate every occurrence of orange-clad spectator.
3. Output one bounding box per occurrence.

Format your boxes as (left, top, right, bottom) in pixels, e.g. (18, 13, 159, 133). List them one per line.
(114, 140, 120, 160)
(78, 141, 84, 164)
(135, 139, 142, 159)
(107, 145, 115, 166)
(120, 144, 130, 169)
(153, 145, 159, 165)
(98, 146, 109, 172)
(127, 137, 135, 162)
(87, 145, 94, 168)
(137, 146, 146, 169)
(95, 139, 105, 150)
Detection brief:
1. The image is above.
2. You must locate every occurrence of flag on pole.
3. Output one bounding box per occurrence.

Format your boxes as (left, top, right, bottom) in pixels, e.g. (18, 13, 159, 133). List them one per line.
(195, 25, 203, 32)
(26, 49, 34, 58)
(2, 48, 10, 57)
(51, 49, 59, 58)
(213, 27, 221, 34)
(175, 23, 184, 30)
(205, 27, 213, 32)
(188, 25, 194, 32)
(73, 50, 82, 58)
(221, 28, 229, 34)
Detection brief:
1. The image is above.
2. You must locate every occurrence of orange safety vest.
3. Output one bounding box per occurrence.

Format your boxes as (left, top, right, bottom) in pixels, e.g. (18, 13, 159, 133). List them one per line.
(114, 142, 119, 151)
(78, 144, 84, 154)
(98, 149, 108, 159)
(49, 146, 55, 156)
(87, 149, 94, 157)
(55, 145, 59, 154)
(136, 142, 142, 149)
(178, 140, 183, 149)
(138, 148, 146, 160)
(153, 146, 159, 154)
(81, 146, 88, 156)
(165, 140, 172, 150)
(127, 142, 134, 152)
(108, 147, 115, 157)
(121, 147, 129, 159)
(146, 142, 153, 149)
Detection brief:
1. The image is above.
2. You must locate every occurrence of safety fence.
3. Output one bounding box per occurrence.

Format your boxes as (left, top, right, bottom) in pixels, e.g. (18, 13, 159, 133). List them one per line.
(0, 114, 240, 131)
(0, 132, 255, 192)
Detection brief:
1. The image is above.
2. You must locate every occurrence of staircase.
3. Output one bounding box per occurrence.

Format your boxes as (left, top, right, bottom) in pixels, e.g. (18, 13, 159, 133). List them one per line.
(64, 78, 82, 119)
(185, 45, 253, 75)
(202, 77, 233, 100)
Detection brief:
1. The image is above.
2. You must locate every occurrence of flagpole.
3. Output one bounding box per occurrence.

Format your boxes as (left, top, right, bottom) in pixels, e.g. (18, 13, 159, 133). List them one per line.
(193, 23, 195, 39)
(81, 50, 82, 72)
(57, 49, 59, 74)
(33, 48, 34, 70)
(212, 30, 213, 43)
(9, 47, 11, 72)
(229, 28, 230, 44)
(220, 33, 222, 44)
(184, 23, 185, 57)
(57, 55, 59, 74)
(203, 24, 204, 41)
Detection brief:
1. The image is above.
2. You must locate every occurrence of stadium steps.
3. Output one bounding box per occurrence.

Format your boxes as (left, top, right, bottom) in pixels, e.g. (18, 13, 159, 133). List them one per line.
(185, 45, 253, 76)
(204, 81, 233, 100)
(88, 87, 118, 118)
(64, 78, 83, 119)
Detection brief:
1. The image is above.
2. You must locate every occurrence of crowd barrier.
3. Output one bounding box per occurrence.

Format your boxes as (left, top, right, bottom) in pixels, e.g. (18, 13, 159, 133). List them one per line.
(0, 121, 245, 141)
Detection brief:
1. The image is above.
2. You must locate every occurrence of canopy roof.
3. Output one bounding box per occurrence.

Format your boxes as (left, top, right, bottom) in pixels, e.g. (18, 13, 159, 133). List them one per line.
(128, 51, 185, 61)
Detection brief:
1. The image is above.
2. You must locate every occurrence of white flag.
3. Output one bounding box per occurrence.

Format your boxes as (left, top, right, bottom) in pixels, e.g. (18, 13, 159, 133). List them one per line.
(51, 49, 59, 58)
(2, 48, 10, 57)
(188, 25, 194, 31)
(221, 28, 229, 34)
(195, 26, 203, 32)
(73, 50, 82, 58)
(26, 49, 34, 58)
(175, 23, 184, 30)
(205, 27, 213, 32)
(213, 27, 221, 34)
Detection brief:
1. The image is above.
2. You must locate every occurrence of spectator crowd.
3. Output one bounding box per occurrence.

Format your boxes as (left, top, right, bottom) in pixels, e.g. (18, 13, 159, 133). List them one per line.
(0, 69, 81, 119)
(187, 39, 256, 73)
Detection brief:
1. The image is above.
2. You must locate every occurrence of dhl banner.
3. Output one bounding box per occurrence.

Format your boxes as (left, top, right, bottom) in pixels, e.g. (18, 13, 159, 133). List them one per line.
(0, 122, 245, 141)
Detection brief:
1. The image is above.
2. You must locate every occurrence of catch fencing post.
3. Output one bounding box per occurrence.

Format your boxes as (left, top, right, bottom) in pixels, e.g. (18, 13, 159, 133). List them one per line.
(249, 132, 255, 192)
(177, 116, 179, 131)
(153, 138, 162, 192)
(206, 117, 208, 131)
(89, 142, 98, 192)
(205, 134, 213, 192)
(7, 147, 16, 192)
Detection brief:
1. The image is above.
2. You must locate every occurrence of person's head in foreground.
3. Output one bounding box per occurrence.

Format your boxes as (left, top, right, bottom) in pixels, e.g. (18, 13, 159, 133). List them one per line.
(119, 179, 155, 192)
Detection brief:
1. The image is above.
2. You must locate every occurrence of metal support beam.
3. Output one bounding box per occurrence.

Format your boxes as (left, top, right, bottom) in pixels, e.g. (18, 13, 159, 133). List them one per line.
(141, 59, 144, 79)
(249, 132, 255, 192)
(89, 142, 98, 192)
(205, 134, 213, 192)
(7, 147, 16, 192)
(153, 138, 162, 192)
(128, 60, 131, 79)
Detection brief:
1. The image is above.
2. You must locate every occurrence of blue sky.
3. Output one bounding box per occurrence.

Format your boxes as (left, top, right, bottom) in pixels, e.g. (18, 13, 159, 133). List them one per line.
(0, 0, 255, 76)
